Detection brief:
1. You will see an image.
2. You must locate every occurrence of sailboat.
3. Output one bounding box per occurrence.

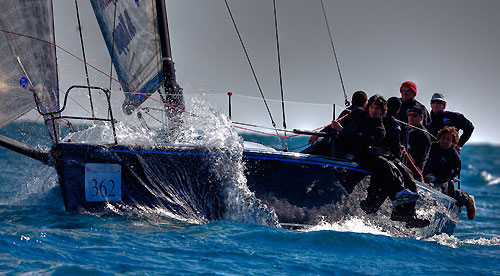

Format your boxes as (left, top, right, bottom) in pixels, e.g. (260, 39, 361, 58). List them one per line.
(0, 0, 460, 237)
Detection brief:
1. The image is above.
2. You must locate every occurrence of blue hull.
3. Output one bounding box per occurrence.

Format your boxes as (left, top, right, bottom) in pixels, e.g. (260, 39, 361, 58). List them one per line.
(52, 142, 460, 236)
(52, 143, 223, 221)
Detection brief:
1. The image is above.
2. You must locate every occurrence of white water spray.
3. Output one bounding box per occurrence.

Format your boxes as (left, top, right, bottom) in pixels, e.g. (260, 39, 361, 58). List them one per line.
(60, 96, 279, 226)
(170, 97, 279, 227)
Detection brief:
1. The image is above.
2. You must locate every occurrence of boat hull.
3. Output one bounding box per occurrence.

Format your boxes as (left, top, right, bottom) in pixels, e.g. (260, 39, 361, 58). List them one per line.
(52, 143, 460, 236)
(52, 143, 224, 222)
(243, 149, 460, 236)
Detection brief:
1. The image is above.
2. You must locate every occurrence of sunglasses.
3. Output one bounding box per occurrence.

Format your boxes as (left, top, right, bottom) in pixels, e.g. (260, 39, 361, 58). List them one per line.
(431, 100, 445, 105)
(400, 88, 413, 93)
(407, 112, 420, 117)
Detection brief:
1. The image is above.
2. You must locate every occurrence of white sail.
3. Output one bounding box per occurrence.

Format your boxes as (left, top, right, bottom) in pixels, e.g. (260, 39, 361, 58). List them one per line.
(0, 0, 59, 138)
(90, 0, 166, 114)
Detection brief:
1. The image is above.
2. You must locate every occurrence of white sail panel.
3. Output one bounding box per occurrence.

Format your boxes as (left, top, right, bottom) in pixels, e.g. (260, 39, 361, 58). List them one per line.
(0, 0, 59, 131)
(90, 0, 163, 114)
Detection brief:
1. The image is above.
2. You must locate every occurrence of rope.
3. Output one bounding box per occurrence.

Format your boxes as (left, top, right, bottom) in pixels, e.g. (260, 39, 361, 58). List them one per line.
(5, 28, 353, 132)
(394, 118, 437, 140)
(273, 0, 287, 132)
(74, 0, 95, 117)
(67, 93, 92, 115)
(402, 147, 424, 180)
(0, 29, 195, 117)
(223, 0, 279, 135)
(222, 92, 337, 106)
(320, 0, 349, 107)
(234, 112, 350, 149)
(233, 121, 331, 139)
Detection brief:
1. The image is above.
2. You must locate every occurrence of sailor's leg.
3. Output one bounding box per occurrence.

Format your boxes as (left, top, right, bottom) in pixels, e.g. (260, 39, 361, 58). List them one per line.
(378, 157, 406, 200)
(392, 202, 417, 218)
(359, 156, 397, 214)
(449, 189, 476, 220)
(448, 189, 469, 207)
(360, 173, 389, 214)
(342, 171, 366, 194)
(391, 159, 418, 217)
(394, 159, 417, 193)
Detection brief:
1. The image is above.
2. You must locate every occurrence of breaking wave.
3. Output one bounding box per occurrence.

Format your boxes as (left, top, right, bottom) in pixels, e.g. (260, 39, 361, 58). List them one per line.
(171, 97, 279, 227)
(306, 216, 391, 236)
(60, 96, 279, 227)
(480, 170, 500, 186)
(425, 233, 500, 248)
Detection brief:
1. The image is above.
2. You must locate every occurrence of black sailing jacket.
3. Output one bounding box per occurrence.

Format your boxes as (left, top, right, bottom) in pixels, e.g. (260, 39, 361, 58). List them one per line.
(427, 111, 474, 147)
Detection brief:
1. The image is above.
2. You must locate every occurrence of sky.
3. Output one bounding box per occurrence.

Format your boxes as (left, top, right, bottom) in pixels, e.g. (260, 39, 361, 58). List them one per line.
(41, 0, 500, 144)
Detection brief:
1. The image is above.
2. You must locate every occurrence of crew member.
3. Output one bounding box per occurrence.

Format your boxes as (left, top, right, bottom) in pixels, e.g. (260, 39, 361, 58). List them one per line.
(406, 106, 431, 181)
(337, 90, 368, 121)
(382, 97, 402, 160)
(423, 126, 476, 220)
(383, 97, 428, 227)
(426, 93, 474, 153)
(331, 95, 421, 220)
(303, 91, 368, 157)
(396, 81, 431, 148)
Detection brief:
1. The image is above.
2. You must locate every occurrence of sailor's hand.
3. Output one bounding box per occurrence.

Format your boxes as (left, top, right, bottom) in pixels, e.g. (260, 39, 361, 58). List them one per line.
(308, 135, 319, 144)
(456, 145, 462, 153)
(424, 173, 436, 183)
(331, 120, 343, 132)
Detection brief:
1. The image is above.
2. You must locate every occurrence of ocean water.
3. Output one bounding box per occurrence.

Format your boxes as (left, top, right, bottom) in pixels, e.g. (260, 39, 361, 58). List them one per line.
(1, 121, 499, 276)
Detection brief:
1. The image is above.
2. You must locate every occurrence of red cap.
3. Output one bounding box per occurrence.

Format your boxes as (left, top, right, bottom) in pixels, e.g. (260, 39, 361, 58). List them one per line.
(400, 81, 417, 96)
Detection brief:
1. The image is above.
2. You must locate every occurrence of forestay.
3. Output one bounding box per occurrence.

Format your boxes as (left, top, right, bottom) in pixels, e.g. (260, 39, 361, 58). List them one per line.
(90, 0, 166, 115)
(0, 0, 59, 141)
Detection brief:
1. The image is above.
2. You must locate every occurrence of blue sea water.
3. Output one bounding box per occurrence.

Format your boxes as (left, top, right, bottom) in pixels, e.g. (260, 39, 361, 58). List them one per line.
(1, 122, 499, 275)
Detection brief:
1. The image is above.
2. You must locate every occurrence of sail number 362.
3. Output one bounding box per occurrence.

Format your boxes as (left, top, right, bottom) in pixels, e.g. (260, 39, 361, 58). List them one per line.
(89, 179, 117, 198)
(85, 163, 122, 202)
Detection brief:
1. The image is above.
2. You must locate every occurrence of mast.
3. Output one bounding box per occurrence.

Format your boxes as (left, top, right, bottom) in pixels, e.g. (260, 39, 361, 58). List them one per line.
(155, 0, 184, 118)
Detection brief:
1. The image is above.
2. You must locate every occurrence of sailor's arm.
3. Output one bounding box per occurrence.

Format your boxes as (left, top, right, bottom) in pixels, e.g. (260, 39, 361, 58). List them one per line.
(457, 113, 475, 150)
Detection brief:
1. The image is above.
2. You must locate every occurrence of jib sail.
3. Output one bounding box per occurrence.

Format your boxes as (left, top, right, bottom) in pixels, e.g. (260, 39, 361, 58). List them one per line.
(91, 0, 182, 115)
(0, 0, 60, 141)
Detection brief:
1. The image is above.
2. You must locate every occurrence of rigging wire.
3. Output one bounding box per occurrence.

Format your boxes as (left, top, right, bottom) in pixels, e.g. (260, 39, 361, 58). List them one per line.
(74, 0, 95, 117)
(0, 28, 195, 116)
(223, 0, 283, 148)
(272, 0, 288, 151)
(320, 0, 350, 107)
(67, 94, 92, 115)
(2, 23, 436, 162)
(395, 118, 437, 140)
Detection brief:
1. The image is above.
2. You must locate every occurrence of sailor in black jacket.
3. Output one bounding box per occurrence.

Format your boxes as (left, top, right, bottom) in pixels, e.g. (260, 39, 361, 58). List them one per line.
(382, 97, 403, 160)
(423, 126, 476, 220)
(423, 142, 460, 186)
(395, 81, 431, 126)
(303, 91, 368, 157)
(333, 96, 423, 220)
(426, 93, 474, 152)
(336, 91, 368, 121)
(395, 81, 431, 153)
(406, 106, 431, 180)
